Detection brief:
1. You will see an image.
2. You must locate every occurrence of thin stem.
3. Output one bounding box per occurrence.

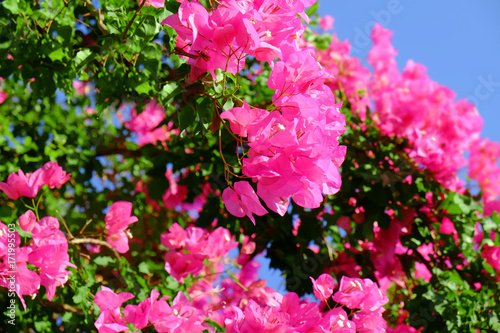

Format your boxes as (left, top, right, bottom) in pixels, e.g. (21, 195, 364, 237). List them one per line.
(77, 219, 93, 236)
(322, 233, 334, 262)
(47, 0, 74, 33)
(214, 102, 249, 143)
(70, 238, 121, 261)
(122, 0, 146, 41)
(83, 0, 109, 35)
(56, 210, 74, 239)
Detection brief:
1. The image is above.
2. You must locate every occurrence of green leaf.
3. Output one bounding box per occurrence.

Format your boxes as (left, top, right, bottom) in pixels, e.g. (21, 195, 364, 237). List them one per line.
(138, 262, 152, 275)
(73, 49, 95, 74)
(3, 0, 20, 14)
(147, 173, 169, 200)
(94, 256, 116, 267)
(73, 286, 90, 304)
(179, 104, 196, 131)
(223, 98, 234, 111)
(228, 272, 247, 291)
(305, 2, 319, 17)
(196, 96, 214, 126)
(159, 82, 181, 103)
(165, 0, 180, 13)
(0, 206, 13, 218)
(204, 318, 226, 332)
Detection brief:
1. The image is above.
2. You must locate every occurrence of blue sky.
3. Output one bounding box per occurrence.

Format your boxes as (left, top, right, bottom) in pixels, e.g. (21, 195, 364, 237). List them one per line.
(260, 0, 500, 296)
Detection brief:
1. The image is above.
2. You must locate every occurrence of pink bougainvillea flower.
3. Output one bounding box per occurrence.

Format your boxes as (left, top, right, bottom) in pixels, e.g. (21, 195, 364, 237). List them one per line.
(310, 273, 335, 300)
(352, 311, 387, 333)
(40, 161, 71, 189)
(162, 169, 188, 209)
(417, 242, 434, 261)
(95, 285, 135, 310)
(19, 210, 37, 233)
(28, 216, 75, 301)
(161, 222, 187, 250)
(319, 15, 334, 30)
(220, 101, 269, 138)
(413, 262, 432, 282)
(0, 169, 43, 200)
(332, 276, 388, 312)
(104, 201, 138, 253)
(145, 0, 164, 8)
(0, 222, 40, 310)
(72, 80, 89, 95)
(318, 308, 355, 332)
(468, 138, 500, 201)
(123, 289, 163, 330)
(484, 199, 500, 216)
(125, 99, 165, 135)
(482, 244, 500, 271)
(0, 161, 70, 200)
(164, 251, 204, 283)
(222, 181, 268, 224)
(94, 286, 135, 333)
(472, 221, 483, 250)
(440, 217, 459, 245)
(0, 91, 6, 104)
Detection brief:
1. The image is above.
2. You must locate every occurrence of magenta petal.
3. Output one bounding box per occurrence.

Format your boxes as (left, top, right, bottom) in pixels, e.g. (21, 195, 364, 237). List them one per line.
(19, 210, 37, 233)
(310, 273, 335, 300)
(222, 182, 267, 223)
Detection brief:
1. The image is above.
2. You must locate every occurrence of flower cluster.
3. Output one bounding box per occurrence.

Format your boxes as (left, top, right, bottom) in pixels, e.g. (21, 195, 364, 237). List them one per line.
(163, 0, 312, 81)
(0, 161, 70, 200)
(234, 45, 346, 215)
(367, 24, 483, 191)
(315, 32, 371, 118)
(135, 167, 215, 216)
(161, 223, 238, 282)
(94, 274, 390, 332)
(104, 201, 138, 253)
(468, 138, 500, 213)
(0, 215, 75, 309)
(165, 0, 347, 220)
(0, 162, 75, 308)
(124, 99, 179, 149)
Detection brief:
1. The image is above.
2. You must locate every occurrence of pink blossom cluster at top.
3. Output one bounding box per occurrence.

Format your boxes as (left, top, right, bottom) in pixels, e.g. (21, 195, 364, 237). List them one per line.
(0, 161, 71, 200)
(164, 1, 347, 220)
(315, 33, 371, 119)
(367, 24, 483, 191)
(124, 99, 180, 149)
(316, 22, 497, 194)
(94, 274, 397, 332)
(468, 138, 500, 215)
(220, 47, 346, 217)
(161, 223, 238, 282)
(238, 45, 346, 215)
(163, 0, 313, 81)
(0, 214, 75, 310)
